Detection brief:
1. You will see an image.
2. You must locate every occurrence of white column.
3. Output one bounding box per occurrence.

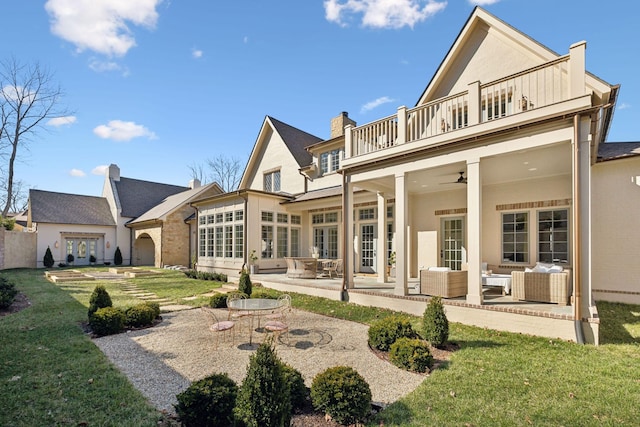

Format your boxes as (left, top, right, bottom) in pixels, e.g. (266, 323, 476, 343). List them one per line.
(344, 124, 353, 159)
(343, 177, 355, 289)
(394, 173, 408, 295)
(377, 192, 387, 283)
(569, 41, 586, 98)
(396, 106, 407, 145)
(466, 159, 483, 305)
(467, 81, 481, 126)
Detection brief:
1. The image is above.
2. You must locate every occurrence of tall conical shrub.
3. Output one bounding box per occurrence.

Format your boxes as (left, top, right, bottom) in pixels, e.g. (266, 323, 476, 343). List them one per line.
(43, 246, 54, 268)
(114, 246, 123, 266)
(88, 284, 113, 318)
(422, 296, 449, 348)
(238, 268, 252, 296)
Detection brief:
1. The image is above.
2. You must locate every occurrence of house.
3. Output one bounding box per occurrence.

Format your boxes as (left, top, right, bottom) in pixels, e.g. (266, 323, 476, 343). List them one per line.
(28, 164, 222, 268)
(192, 6, 638, 344)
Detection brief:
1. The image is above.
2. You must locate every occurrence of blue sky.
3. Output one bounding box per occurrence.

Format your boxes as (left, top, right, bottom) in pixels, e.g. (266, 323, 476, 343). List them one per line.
(2, 0, 638, 198)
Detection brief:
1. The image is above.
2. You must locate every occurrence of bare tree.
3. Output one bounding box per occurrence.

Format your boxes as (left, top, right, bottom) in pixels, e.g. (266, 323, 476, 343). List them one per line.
(188, 154, 243, 193)
(0, 57, 70, 216)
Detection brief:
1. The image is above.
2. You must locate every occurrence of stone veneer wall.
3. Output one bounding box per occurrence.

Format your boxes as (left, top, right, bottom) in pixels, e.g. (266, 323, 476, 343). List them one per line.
(0, 228, 37, 269)
(161, 205, 193, 267)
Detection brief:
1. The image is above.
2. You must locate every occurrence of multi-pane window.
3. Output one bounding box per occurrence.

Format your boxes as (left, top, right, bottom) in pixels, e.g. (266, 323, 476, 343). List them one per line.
(225, 226, 233, 258)
(387, 205, 394, 218)
(325, 212, 338, 223)
(215, 213, 223, 223)
(235, 225, 243, 258)
(199, 228, 206, 256)
(199, 216, 206, 225)
(277, 213, 288, 223)
(277, 227, 288, 258)
(538, 209, 569, 264)
(207, 215, 215, 224)
(261, 211, 273, 222)
(320, 152, 329, 174)
(225, 212, 233, 222)
(330, 149, 340, 172)
(215, 226, 223, 257)
(235, 210, 243, 221)
(502, 212, 529, 263)
(359, 208, 376, 220)
(264, 170, 281, 192)
(207, 228, 214, 257)
(387, 222, 394, 264)
(319, 149, 342, 174)
(291, 215, 301, 225)
(261, 225, 273, 259)
(291, 228, 300, 257)
(312, 213, 324, 224)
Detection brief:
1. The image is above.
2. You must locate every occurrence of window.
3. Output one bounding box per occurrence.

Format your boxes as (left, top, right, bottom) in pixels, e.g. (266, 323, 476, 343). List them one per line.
(330, 149, 340, 172)
(325, 212, 338, 223)
(199, 229, 206, 256)
(291, 215, 301, 225)
(261, 211, 273, 222)
(277, 227, 288, 258)
(207, 215, 215, 224)
(235, 225, 243, 258)
(538, 209, 569, 264)
(199, 216, 206, 225)
(207, 228, 214, 257)
(225, 212, 233, 222)
(277, 213, 288, 223)
(291, 228, 300, 257)
(359, 208, 376, 220)
(261, 225, 273, 259)
(235, 210, 243, 221)
(215, 213, 223, 223)
(264, 170, 281, 192)
(89, 240, 96, 258)
(387, 205, 394, 219)
(320, 152, 329, 174)
(225, 226, 233, 258)
(312, 213, 324, 224)
(502, 212, 529, 263)
(215, 226, 223, 257)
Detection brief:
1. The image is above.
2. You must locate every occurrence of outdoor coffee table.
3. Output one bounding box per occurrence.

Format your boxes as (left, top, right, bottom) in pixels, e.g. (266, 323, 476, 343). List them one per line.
(228, 298, 284, 345)
(482, 273, 511, 295)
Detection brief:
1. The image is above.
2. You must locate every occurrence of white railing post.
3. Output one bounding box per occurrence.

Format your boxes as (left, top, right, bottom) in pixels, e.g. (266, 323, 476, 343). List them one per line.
(344, 123, 353, 158)
(467, 81, 480, 125)
(569, 41, 586, 98)
(396, 106, 407, 145)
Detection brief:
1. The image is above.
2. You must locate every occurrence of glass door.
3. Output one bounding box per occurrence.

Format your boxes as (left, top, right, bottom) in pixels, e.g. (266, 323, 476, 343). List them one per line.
(360, 224, 377, 273)
(313, 226, 338, 259)
(441, 217, 464, 270)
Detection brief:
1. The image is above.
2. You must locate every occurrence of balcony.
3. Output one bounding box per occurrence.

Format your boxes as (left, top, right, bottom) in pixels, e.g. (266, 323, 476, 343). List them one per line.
(344, 46, 588, 163)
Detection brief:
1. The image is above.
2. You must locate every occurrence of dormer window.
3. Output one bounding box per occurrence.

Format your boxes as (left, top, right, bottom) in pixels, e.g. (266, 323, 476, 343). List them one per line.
(263, 169, 281, 192)
(319, 149, 342, 175)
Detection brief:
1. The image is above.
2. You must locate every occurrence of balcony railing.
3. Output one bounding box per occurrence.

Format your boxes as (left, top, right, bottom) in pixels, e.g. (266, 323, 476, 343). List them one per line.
(346, 52, 579, 159)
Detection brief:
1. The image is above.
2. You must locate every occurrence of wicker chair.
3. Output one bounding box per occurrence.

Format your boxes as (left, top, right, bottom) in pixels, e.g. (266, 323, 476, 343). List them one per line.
(419, 269, 467, 298)
(511, 271, 571, 305)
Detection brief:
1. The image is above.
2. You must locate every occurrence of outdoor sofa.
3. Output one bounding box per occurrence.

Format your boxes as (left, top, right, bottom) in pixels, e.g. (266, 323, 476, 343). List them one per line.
(420, 267, 467, 298)
(284, 257, 318, 279)
(511, 263, 571, 305)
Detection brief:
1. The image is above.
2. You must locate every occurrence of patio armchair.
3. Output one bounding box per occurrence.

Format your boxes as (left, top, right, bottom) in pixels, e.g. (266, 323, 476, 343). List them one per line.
(200, 307, 235, 347)
(420, 267, 467, 298)
(322, 259, 342, 278)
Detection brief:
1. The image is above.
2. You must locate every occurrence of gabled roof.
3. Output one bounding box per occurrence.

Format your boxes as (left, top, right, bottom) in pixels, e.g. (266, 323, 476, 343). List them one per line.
(239, 116, 323, 189)
(29, 189, 115, 226)
(114, 177, 189, 218)
(597, 142, 640, 162)
(128, 182, 223, 225)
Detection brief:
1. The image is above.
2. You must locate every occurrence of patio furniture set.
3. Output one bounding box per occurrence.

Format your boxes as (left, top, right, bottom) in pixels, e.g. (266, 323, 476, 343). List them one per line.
(284, 257, 343, 279)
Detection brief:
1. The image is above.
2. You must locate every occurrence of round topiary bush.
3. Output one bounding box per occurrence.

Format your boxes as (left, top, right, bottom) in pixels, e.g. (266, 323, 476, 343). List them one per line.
(281, 363, 309, 412)
(125, 303, 157, 328)
(368, 314, 416, 351)
(389, 337, 434, 373)
(0, 276, 18, 309)
(88, 285, 113, 318)
(423, 296, 449, 348)
(175, 373, 238, 427)
(89, 306, 125, 336)
(238, 269, 252, 297)
(311, 366, 372, 426)
(209, 293, 228, 308)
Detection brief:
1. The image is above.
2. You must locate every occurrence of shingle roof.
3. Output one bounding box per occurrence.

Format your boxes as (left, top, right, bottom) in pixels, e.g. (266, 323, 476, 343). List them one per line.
(268, 116, 323, 167)
(114, 177, 189, 218)
(597, 142, 640, 162)
(29, 189, 115, 226)
(283, 185, 364, 204)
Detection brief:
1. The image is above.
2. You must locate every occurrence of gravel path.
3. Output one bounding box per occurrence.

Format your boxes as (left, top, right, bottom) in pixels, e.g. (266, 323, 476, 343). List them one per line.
(93, 308, 426, 414)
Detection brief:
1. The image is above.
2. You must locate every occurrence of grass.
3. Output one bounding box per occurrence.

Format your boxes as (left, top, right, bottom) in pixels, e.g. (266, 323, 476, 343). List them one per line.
(1, 268, 639, 426)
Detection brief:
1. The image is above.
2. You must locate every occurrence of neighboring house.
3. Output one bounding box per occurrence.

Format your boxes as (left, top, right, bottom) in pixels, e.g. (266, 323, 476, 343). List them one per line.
(28, 164, 222, 268)
(192, 7, 639, 344)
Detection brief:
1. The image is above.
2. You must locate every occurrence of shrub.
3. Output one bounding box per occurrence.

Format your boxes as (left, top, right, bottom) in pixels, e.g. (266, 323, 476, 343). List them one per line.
(66, 253, 74, 263)
(43, 246, 55, 268)
(89, 306, 125, 336)
(1, 216, 15, 230)
(234, 340, 291, 427)
(89, 254, 97, 263)
(143, 301, 161, 319)
(183, 269, 197, 279)
(368, 314, 416, 351)
(88, 285, 113, 318)
(0, 276, 18, 309)
(311, 366, 371, 426)
(125, 303, 157, 328)
(114, 246, 123, 265)
(238, 269, 252, 297)
(250, 288, 277, 299)
(209, 293, 228, 308)
(389, 337, 433, 373)
(423, 296, 449, 348)
(175, 373, 238, 427)
(281, 363, 309, 411)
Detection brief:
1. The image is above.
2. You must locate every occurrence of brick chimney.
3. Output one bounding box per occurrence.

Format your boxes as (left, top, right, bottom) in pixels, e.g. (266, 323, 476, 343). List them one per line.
(330, 111, 356, 139)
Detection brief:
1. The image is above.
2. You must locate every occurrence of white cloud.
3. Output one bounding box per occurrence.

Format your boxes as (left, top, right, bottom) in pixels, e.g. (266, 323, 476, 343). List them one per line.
(69, 169, 86, 177)
(88, 59, 128, 75)
(361, 96, 394, 113)
(47, 116, 77, 127)
(243, 36, 249, 44)
(192, 48, 203, 59)
(469, 0, 501, 5)
(92, 165, 109, 175)
(324, 0, 447, 29)
(45, 0, 161, 57)
(93, 120, 157, 142)
(618, 102, 631, 110)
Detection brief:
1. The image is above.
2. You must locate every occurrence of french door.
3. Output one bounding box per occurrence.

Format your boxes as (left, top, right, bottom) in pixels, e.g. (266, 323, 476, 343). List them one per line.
(313, 226, 338, 259)
(360, 223, 377, 273)
(441, 217, 465, 270)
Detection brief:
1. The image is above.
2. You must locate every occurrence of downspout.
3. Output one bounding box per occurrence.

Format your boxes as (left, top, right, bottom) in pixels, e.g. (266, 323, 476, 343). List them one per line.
(240, 191, 249, 272)
(573, 114, 584, 344)
(341, 171, 348, 299)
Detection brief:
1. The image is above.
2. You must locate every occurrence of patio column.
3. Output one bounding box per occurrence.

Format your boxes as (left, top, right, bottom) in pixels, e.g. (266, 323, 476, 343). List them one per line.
(466, 159, 483, 305)
(377, 192, 388, 283)
(394, 172, 408, 295)
(343, 175, 355, 290)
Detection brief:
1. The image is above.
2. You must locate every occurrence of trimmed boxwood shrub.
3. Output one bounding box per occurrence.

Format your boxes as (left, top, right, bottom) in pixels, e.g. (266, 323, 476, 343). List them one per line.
(389, 337, 433, 373)
(281, 363, 309, 411)
(249, 288, 277, 299)
(209, 293, 228, 308)
(423, 296, 449, 348)
(66, 253, 74, 264)
(89, 306, 125, 336)
(88, 285, 112, 317)
(238, 269, 252, 297)
(125, 303, 157, 328)
(175, 373, 238, 427)
(0, 276, 18, 309)
(368, 314, 416, 351)
(234, 340, 291, 427)
(43, 246, 55, 268)
(311, 366, 371, 426)
(143, 301, 161, 319)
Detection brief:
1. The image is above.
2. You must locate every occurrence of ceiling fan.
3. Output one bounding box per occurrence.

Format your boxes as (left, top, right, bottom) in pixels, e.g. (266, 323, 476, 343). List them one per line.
(440, 171, 467, 185)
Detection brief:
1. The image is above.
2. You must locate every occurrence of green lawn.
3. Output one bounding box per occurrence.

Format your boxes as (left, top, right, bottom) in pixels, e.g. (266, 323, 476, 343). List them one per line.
(1, 268, 639, 426)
